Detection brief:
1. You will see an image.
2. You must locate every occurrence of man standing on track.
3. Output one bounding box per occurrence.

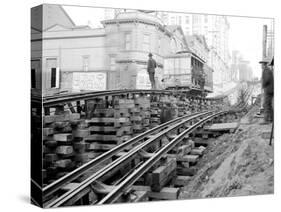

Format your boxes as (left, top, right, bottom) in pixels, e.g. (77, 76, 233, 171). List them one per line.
(147, 53, 157, 89)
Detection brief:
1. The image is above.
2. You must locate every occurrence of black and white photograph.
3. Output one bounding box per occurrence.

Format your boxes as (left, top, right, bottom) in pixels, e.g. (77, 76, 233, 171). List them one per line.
(30, 3, 274, 208)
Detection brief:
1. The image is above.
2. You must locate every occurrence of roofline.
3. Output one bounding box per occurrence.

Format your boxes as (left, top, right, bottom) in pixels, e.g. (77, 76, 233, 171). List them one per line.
(102, 18, 173, 37)
(60, 5, 76, 26)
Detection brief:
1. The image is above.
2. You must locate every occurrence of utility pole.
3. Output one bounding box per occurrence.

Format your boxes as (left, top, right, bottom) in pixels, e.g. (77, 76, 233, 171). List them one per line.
(260, 25, 267, 113)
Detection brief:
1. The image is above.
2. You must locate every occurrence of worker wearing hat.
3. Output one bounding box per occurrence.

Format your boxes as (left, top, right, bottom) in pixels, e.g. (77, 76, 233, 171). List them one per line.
(260, 57, 274, 123)
(147, 53, 157, 89)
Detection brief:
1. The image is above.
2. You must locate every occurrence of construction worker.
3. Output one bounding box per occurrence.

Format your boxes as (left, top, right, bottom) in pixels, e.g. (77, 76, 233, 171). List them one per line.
(147, 53, 157, 89)
(260, 58, 274, 123)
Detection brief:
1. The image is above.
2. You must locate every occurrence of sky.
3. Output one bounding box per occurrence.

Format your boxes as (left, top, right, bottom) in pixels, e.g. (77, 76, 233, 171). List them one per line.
(228, 16, 273, 78)
(63, 6, 274, 78)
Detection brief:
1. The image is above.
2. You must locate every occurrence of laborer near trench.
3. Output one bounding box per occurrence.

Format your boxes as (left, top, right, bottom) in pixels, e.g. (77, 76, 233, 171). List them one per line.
(147, 53, 157, 89)
(260, 58, 274, 124)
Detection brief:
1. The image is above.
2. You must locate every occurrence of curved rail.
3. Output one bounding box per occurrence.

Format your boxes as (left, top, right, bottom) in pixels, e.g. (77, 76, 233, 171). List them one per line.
(45, 111, 214, 207)
(43, 89, 224, 107)
(98, 111, 226, 204)
(43, 111, 207, 199)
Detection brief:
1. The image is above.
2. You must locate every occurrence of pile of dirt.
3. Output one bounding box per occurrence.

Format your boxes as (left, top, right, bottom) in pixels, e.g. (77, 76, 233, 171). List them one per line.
(180, 106, 274, 199)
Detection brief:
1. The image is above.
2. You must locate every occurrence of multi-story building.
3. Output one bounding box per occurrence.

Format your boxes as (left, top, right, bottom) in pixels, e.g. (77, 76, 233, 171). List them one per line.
(230, 50, 240, 81)
(230, 50, 253, 82)
(162, 12, 231, 89)
(31, 5, 192, 96)
(238, 60, 253, 82)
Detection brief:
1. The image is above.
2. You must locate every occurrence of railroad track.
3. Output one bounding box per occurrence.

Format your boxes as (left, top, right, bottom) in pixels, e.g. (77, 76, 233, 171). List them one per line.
(42, 89, 225, 108)
(43, 110, 209, 206)
(37, 88, 252, 207)
(99, 111, 227, 204)
(44, 110, 234, 207)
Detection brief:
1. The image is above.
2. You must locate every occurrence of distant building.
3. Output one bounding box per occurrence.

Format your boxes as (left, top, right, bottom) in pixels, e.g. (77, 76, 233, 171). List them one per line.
(229, 50, 253, 82)
(161, 13, 231, 89)
(238, 60, 253, 82)
(185, 35, 213, 91)
(230, 50, 240, 81)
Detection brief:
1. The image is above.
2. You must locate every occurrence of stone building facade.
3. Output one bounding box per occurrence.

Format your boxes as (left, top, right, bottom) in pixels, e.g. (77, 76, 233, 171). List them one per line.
(31, 5, 213, 96)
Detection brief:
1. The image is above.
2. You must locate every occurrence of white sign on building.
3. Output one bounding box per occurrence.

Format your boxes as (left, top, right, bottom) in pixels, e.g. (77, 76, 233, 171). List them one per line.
(136, 69, 151, 89)
(72, 72, 107, 91)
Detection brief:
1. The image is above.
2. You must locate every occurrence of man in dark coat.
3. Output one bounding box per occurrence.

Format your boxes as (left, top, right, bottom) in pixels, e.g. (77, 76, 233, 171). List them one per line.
(147, 53, 157, 89)
(260, 58, 274, 123)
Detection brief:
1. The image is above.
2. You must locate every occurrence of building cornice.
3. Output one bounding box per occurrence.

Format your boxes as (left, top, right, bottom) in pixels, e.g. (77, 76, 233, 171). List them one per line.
(102, 18, 173, 37)
(31, 34, 105, 42)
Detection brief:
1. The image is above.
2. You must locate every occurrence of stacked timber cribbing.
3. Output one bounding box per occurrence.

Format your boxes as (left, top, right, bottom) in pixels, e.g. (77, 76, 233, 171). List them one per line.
(43, 111, 82, 185)
(42, 94, 221, 185)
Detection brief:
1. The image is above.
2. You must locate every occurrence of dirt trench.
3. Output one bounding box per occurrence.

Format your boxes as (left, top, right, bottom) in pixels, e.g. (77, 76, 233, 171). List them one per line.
(179, 106, 274, 199)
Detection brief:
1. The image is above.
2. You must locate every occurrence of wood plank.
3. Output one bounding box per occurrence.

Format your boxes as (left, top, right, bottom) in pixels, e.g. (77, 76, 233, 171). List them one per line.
(43, 128, 54, 136)
(87, 143, 117, 150)
(45, 154, 58, 163)
(74, 153, 90, 163)
(53, 133, 73, 142)
(86, 117, 130, 123)
(54, 159, 72, 168)
(151, 158, 177, 192)
(73, 142, 90, 152)
(72, 129, 90, 138)
(132, 186, 179, 200)
(204, 122, 238, 131)
(130, 190, 148, 202)
(56, 146, 73, 155)
(183, 155, 199, 163)
(174, 176, 191, 186)
(44, 113, 81, 124)
(85, 134, 131, 142)
(176, 167, 197, 176)
(190, 146, 206, 156)
(89, 126, 117, 132)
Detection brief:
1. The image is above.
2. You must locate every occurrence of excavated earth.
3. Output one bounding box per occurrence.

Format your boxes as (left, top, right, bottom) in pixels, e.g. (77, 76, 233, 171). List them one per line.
(180, 106, 274, 199)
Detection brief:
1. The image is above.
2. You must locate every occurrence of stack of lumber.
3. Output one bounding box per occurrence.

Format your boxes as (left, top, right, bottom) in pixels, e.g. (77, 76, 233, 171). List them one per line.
(177, 99, 187, 117)
(150, 100, 161, 127)
(84, 98, 133, 151)
(132, 96, 151, 135)
(43, 110, 82, 184)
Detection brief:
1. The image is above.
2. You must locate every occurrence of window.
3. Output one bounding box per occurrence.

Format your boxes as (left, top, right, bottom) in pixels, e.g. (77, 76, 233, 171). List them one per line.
(82, 55, 90, 71)
(51, 68, 57, 88)
(31, 68, 36, 89)
(185, 16, 190, 24)
(143, 34, 150, 52)
(193, 15, 199, 24)
(46, 58, 59, 89)
(125, 33, 131, 50)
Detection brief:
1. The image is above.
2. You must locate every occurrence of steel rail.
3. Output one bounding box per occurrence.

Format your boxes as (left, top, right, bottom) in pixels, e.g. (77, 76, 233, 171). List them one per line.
(98, 111, 226, 204)
(43, 89, 223, 107)
(45, 111, 213, 208)
(43, 110, 206, 199)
